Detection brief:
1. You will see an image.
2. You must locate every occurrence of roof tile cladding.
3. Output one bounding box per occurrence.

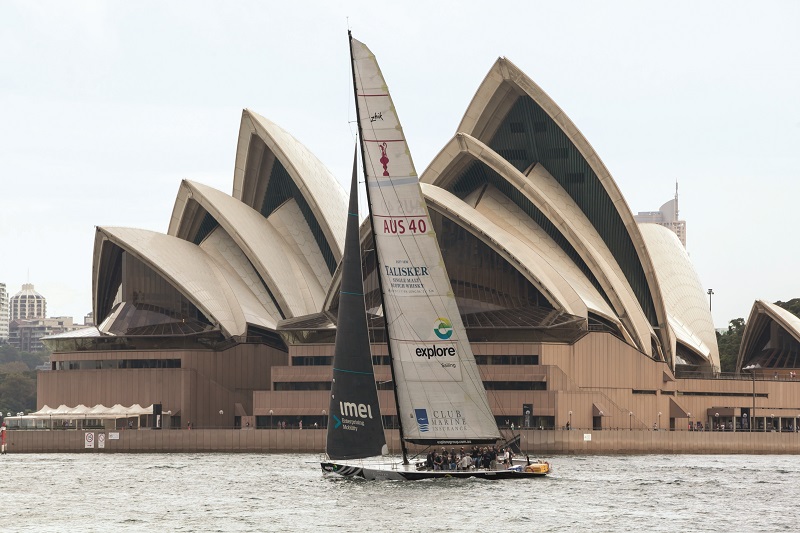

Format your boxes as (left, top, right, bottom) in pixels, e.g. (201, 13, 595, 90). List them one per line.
(639, 223, 719, 368)
(257, 154, 338, 276)
(173, 180, 327, 320)
(446, 157, 608, 310)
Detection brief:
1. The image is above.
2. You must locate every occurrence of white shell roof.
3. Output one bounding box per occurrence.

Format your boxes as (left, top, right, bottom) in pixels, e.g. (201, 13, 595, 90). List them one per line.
(231, 109, 346, 261)
(421, 182, 588, 318)
(639, 223, 719, 369)
(465, 184, 619, 325)
(437, 57, 673, 362)
(169, 180, 326, 318)
(422, 133, 652, 353)
(95, 227, 252, 337)
(738, 300, 800, 369)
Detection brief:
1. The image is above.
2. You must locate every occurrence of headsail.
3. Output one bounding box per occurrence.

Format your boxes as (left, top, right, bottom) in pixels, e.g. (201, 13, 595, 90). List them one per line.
(350, 35, 500, 445)
(326, 148, 388, 460)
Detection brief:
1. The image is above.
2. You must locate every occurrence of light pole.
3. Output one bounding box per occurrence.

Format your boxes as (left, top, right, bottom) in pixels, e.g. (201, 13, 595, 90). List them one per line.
(322, 409, 326, 429)
(568, 410, 572, 430)
(707, 288, 714, 312)
(744, 364, 758, 430)
(269, 409, 273, 429)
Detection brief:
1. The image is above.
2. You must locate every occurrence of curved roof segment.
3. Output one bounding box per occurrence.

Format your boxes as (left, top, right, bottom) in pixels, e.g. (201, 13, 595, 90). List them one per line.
(421, 182, 589, 319)
(737, 300, 800, 371)
(168, 180, 328, 319)
(231, 109, 346, 274)
(95, 227, 253, 336)
(422, 132, 654, 356)
(432, 57, 672, 363)
(639, 224, 718, 369)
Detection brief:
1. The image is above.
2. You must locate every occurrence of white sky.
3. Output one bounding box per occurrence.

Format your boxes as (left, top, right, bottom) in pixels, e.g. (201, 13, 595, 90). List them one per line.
(1, 1, 798, 328)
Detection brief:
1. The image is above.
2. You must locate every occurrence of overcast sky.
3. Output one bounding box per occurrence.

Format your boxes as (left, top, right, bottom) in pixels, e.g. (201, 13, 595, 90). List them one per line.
(1, 1, 798, 328)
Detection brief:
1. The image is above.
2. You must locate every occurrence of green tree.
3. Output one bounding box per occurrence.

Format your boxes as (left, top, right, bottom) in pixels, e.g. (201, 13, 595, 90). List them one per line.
(716, 298, 800, 374)
(0, 371, 37, 414)
(775, 298, 800, 319)
(0, 344, 48, 371)
(717, 318, 745, 373)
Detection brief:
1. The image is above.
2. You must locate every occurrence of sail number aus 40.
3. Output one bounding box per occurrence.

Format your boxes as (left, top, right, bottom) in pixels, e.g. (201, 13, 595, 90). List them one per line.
(380, 216, 428, 235)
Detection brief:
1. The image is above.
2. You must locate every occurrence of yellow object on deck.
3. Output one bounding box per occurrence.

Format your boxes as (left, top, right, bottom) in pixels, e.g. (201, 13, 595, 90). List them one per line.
(524, 462, 550, 474)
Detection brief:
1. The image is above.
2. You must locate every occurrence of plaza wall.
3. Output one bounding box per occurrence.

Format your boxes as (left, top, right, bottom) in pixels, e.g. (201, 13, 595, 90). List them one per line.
(39, 343, 287, 428)
(6, 428, 800, 455)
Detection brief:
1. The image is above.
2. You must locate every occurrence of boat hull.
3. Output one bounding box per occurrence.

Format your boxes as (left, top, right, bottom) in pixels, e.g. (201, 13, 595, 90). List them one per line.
(321, 461, 549, 481)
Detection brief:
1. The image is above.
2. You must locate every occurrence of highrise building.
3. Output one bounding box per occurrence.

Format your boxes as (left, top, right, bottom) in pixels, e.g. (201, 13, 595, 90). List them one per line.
(0, 283, 9, 341)
(9, 316, 83, 353)
(634, 182, 687, 247)
(11, 283, 47, 320)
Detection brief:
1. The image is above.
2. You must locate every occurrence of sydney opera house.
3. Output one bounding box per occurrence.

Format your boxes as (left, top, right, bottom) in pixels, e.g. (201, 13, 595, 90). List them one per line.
(41, 57, 800, 436)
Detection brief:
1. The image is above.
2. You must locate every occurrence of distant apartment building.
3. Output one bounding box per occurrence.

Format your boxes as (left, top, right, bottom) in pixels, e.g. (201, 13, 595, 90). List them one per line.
(634, 182, 687, 247)
(11, 283, 47, 320)
(9, 316, 86, 353)
(0, 283, 9, 341)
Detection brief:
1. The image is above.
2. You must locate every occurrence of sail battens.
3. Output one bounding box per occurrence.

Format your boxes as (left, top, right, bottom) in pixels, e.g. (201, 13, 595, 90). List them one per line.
(367, 178, 419, 187)
(333, 367, 375, 376)
(351, 35, 501, 445)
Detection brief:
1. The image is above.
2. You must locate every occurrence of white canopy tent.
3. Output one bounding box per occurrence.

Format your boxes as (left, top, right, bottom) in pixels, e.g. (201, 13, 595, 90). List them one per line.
(4, 404, 156, 430)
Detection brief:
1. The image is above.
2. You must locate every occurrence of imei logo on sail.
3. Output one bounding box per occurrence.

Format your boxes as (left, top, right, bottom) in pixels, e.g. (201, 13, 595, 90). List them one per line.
(433, 317, 453, 340)
(415, 408, 430, 432)
(334, 401, 375, 432)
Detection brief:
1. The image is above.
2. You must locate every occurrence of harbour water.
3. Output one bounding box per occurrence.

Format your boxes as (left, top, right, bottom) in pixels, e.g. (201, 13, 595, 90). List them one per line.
(1, 453, 796, 532)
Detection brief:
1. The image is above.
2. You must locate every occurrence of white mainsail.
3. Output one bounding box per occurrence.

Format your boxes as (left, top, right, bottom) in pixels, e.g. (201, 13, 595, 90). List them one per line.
(351, 36, 500, 444)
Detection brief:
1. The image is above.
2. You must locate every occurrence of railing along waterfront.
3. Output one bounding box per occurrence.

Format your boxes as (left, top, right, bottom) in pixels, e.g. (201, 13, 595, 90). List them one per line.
(674, 370, 800, 381)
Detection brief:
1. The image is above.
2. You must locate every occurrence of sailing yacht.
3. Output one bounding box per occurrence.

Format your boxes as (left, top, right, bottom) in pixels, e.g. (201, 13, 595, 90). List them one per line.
(320, 33, 549, 480)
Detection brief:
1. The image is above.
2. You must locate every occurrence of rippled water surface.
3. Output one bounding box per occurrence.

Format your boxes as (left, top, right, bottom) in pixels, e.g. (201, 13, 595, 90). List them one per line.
(1, 453, 797, 532)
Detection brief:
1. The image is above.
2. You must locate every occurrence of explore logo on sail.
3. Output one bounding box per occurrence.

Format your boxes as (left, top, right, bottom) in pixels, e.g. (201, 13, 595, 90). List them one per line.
(433, 317, 453, 340)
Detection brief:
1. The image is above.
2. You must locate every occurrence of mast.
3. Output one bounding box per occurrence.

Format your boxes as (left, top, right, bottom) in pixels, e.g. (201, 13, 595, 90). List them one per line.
(348, 30, 410, 465)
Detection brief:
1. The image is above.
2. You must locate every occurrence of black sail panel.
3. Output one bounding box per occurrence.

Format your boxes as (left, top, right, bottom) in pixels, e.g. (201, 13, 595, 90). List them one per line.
(326, 150, 387, 460)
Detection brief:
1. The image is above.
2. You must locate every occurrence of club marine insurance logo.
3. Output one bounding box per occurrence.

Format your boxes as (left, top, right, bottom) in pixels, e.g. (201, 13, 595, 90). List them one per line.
(415, 408, 430, 432)
(433, 317, 453, 340)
